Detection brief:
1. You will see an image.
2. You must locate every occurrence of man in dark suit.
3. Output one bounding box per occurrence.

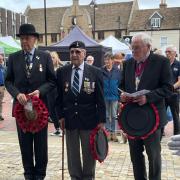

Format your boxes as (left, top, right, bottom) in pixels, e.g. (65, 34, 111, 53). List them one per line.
(120, 32, 172, 180)
(56, 41, 106, 180)
(5, 24, 56, 180)
(165, 45, 180, 135)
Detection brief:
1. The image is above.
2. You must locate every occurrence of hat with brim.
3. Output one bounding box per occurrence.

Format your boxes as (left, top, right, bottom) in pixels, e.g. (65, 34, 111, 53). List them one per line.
(16, 23, 39, 38)
(90, 127, 108, 163)
(13, 95, 48, 133)
(118, 103, 160, 140)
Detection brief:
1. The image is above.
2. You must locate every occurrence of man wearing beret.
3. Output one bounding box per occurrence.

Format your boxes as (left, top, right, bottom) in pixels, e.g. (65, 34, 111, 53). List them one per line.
(56, 41, 106, 180)
(5, 24, 56, 180)
(120, 33, 172, 180)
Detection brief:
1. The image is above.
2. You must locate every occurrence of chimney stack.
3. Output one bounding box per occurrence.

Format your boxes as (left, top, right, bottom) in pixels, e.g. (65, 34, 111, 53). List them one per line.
(159, 0, 167, 9)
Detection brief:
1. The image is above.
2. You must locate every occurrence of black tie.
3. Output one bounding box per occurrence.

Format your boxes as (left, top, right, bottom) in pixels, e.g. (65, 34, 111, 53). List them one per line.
(72, 68, 79, 96)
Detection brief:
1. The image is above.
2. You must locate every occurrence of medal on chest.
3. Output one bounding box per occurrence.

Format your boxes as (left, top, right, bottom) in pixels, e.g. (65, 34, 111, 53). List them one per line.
(135, 76, 140, 90)
(65, 82, 69, 92)
(39, 64, 43, 72)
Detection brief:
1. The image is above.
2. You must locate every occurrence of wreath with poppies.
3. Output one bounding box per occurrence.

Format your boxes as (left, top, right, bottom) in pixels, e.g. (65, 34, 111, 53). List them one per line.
(13, 95, 49, 133)
(89, 126, 109, 163)
(118, 103, 160, 140)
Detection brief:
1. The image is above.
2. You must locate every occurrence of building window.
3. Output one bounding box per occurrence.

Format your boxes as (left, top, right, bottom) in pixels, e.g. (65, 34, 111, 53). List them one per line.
(115, 30, 121, 39)
(98, 31, 104, 40)
(38, 34, 43, 43)
(160, 37, 167, 47)
(151, 18, 161, 28)
(51, 34, 57, 43)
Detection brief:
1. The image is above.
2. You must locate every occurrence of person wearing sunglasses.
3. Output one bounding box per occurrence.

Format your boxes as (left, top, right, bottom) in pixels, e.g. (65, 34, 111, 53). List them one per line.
(56, 41, 106, 180)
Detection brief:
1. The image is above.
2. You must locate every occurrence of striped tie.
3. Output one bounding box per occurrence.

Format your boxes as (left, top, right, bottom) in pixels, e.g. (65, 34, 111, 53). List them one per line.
(72, 68, 79, 96)
(25, 52, 32, 78)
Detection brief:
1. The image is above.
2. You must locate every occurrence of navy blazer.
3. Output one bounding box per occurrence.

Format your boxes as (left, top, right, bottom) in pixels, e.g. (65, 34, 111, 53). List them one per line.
(121, 53, 173, 127)
(5, 49, 56, 111)
(56, 63, 106, 130)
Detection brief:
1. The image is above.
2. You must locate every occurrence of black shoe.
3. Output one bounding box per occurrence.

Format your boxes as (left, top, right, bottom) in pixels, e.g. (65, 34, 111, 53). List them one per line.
(0, 116, 4, 121)
(50, 130, 62, 137)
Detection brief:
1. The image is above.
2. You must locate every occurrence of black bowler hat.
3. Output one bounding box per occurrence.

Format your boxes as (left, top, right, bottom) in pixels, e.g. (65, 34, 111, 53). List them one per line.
(69, 41, 86, 50)
(16, 23, 39, 38)
(118, 103, 160, 140)
(90, 127, 109, 163)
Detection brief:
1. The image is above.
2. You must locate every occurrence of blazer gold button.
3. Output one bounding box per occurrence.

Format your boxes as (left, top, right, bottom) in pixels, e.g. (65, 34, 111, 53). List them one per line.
(75, 112, 78, 115)
(75, 102, 78, 106)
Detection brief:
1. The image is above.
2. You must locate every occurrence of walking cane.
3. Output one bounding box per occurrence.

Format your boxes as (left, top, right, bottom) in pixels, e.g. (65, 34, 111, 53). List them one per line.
(61, 120, 65, 180)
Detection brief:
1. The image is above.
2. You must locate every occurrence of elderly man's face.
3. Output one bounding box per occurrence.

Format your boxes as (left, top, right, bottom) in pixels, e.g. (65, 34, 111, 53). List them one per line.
(131, 38, 150, 61)
(86, 56, 94, 65)
(165, 48, 176, 62)
(70, 48, 86, 67)
(20, 35, 37, 52)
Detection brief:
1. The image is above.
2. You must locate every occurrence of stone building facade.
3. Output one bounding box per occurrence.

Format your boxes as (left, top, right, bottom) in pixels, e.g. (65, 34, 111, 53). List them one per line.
(1, 0, 178, 54)
(0, 7, 27, 37)
(25, 0, 134, 45)
(24, 0, 180, 55)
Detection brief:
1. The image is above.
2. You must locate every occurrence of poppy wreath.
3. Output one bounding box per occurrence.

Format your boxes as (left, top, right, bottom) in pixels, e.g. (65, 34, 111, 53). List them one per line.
(118, 103, 160, 140)
(13, 95, 49, 133)
(89, 126, 109, 163)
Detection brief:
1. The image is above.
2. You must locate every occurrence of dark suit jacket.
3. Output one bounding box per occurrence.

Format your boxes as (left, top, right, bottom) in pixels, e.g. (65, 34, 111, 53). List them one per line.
(121, 53, 173, 127)
(5, 49, 56, 112)
(56, 63, 106, 130)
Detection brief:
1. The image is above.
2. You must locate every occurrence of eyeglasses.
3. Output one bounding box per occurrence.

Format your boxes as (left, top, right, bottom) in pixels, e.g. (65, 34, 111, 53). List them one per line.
(165, 50, 174, 53)
(131, 45, 146, 51)
(70, 50, 82, 55)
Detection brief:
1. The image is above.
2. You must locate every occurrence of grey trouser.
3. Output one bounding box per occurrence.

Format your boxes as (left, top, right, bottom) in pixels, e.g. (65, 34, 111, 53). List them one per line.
(66, 129, 96, 180)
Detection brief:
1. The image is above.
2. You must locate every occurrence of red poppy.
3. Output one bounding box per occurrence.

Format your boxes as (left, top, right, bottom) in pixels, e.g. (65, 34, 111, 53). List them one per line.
(14, 95, 48, 133)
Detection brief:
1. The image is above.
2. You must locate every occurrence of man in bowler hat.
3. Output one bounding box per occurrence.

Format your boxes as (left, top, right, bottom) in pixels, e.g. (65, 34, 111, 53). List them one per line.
(56, 41, 106, 180)
(120, 32, 172, 180)
(5, 23, 56, 180)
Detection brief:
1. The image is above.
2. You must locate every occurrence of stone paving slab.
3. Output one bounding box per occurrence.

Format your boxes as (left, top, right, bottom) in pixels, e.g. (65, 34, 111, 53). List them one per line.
(0, 131, 180, 180)
(0, 91, 180, 180)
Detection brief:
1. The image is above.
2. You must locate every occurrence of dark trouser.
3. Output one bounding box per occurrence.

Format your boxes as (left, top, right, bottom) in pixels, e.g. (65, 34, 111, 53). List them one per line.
(128, 129, 161, 180)
(16, 123, 48, 179)
(47, 88, 60, 129)
(165, 94, 180, 135)
(66, 129, 96, 180)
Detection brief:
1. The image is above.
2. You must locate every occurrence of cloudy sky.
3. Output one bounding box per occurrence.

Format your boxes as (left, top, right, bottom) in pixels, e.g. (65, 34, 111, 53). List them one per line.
(0, 0, 179, 13)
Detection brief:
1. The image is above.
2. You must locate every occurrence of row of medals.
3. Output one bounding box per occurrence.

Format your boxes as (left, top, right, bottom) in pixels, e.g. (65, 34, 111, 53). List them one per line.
(65, 81, 95, 94)
(26, 63, 43, 78)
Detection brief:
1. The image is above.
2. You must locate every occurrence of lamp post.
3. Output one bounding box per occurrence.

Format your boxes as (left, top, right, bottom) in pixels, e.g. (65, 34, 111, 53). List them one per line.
(90, 0, 98, 39)
(44, 0, 47, 46)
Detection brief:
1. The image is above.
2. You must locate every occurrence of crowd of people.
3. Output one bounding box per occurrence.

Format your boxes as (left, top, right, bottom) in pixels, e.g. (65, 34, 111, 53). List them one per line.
(0, 23, 179, 180)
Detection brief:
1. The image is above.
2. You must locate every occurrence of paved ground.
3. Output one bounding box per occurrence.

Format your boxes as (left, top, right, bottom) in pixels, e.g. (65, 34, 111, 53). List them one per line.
(0, 91, 180, 180)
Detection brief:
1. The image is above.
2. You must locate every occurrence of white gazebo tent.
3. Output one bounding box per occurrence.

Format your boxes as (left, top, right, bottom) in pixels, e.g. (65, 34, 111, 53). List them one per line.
(100, 35, 131, 55)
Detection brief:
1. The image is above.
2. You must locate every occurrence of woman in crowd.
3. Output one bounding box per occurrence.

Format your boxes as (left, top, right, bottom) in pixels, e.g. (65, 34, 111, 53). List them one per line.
(48, 51, 63, 136)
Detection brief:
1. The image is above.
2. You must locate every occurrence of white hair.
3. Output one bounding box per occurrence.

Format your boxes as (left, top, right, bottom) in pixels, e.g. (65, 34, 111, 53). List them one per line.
(86, 55, 94, 61)
(165, 45, 177, 53)
(132, 32, 152, 46)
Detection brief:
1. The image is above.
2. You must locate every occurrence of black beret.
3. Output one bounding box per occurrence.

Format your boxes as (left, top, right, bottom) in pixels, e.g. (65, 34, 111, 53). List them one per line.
(69, 41, 86, 50)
